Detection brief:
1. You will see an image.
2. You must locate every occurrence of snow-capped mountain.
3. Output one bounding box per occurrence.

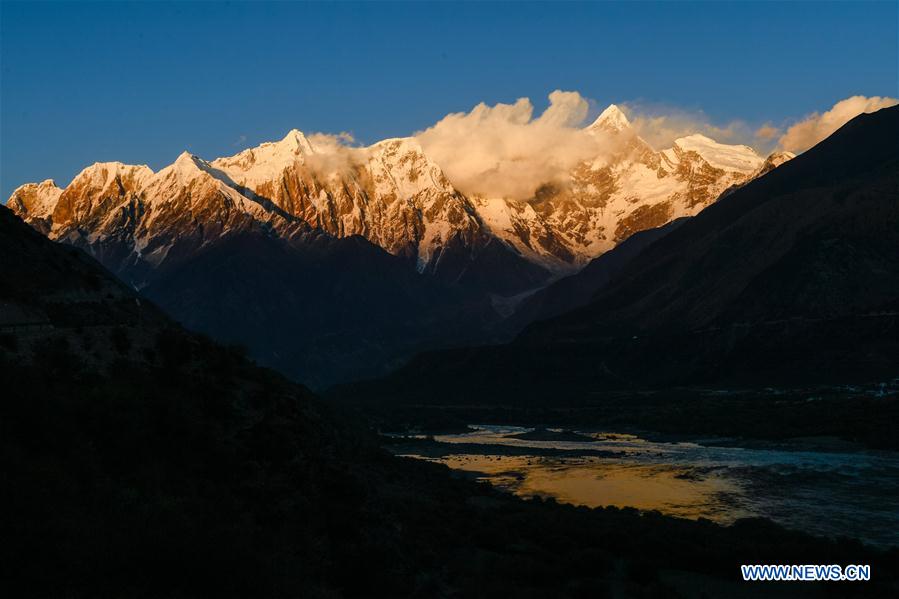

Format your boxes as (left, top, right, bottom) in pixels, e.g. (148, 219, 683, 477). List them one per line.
(8, 153, 318, 285)
(473, 105, 774, 269)
(4, 105, 797, 386)
(8, 104, 789, 291)
(210, 132, 492, 276)
(6, 179, 62, 234)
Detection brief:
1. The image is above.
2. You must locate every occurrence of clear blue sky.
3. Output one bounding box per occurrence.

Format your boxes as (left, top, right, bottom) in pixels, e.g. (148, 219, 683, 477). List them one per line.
(2, 1, 897, 200)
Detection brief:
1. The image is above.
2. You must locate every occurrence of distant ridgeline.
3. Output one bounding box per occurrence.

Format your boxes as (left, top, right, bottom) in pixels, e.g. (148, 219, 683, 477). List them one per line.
(7, 106, 790, 388)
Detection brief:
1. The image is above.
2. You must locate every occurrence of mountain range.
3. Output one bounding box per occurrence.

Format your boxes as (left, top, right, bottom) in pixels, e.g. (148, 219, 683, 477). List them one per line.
(6, 104, 792, 387)
(6, 189, 893, 597)
(337, 105, 899, 406)
(9, 105, 789, 280)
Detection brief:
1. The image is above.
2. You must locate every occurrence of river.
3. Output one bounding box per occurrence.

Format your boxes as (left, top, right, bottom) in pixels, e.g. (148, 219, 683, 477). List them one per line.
(392, 425, 899, 547)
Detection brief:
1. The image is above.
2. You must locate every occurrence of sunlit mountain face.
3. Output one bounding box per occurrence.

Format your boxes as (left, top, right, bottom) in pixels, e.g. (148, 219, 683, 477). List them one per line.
(3, 1, 899, 596)
(8, 93, 896, 388)
(7, 101, 787, 280)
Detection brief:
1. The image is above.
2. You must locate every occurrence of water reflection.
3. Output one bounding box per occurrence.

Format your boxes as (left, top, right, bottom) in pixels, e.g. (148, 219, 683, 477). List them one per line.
(395, 425, 899, 547)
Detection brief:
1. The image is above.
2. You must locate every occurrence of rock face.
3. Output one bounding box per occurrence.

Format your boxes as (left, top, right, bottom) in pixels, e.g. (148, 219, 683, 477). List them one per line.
(6, 179, 63, 235)
(212, 133, 485, 272)
(9, 105, 787, 291)
(472, 105, 772, 269)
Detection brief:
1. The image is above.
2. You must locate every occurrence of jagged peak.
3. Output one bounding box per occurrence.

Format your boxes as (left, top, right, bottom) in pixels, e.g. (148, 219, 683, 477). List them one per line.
(175, 150, 199, 163)
(76, 160, 152, 174)
(167, 150, 260, 192)
(209, 130, 317, 183)
(7, 179, 63, 218)
(146, 150, 258, 210)
(226, 129, 315, 157)
(11, 179, 62, 195)
(151, 151, 219, 184)
(588, 104, 632, 132)
(278, 128, 315, 154)
(172, 151, 219, 174)
(70, 161, 154, 190)
(369, 136, 446, 174)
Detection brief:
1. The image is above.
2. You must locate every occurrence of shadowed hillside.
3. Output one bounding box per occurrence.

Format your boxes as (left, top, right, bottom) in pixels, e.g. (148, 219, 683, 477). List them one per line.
(498, 218, 686, 339)
(3, 205, 897, 597)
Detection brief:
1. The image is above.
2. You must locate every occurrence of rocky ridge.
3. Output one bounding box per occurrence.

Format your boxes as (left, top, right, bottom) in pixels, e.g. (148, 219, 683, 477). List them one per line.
(9, 105, 787, 292)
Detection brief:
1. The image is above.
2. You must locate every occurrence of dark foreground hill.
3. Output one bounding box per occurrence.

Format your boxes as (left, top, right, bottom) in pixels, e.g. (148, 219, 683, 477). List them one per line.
(3, 206, 898, 597)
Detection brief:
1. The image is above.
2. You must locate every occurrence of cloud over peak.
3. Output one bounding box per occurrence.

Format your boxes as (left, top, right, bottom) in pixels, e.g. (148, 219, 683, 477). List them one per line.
(414, 91, 615, 200)
(298, 92, 897, 200)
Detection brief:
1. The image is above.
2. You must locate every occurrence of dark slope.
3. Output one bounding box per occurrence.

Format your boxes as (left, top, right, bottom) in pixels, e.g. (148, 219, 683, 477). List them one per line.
(435, 234, 553, 296)
(335, 106, 899, 408)
(4, 205, 897, 597)
(142, 230, 498, 389)
(0, 208, 168, 330)
(499, 218, 685, 338)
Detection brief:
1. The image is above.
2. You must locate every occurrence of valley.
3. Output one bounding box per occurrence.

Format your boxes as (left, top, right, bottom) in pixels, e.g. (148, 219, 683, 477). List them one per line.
(7, 104, 791, 387)
(2, 4, 897, 592)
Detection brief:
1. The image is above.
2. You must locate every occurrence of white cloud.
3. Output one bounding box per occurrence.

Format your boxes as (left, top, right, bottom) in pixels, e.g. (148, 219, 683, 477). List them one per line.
(777, 95, 898, 153)
(414, 90, 616, 200)
(755, 124, 781, 141)
(304, 92, 898, 196)
(619, 102, 767, 152)
(304, 131, 367, 177)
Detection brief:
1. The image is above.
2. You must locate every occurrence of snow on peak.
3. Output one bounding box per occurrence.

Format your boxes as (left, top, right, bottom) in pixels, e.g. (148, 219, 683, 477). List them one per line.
(370, 136, 447, 172)
(588, 104, 632, 132)
(75, 161, 137, 177)
(7, 179, 63, 218)
(278, 128, 316, 154)
(173, 151, 206, 172)
(371, 136, 425, 154)
(368, 136, 455, 197)
(151, 151, 227, 187)
(146, 150, 270, 216)
(210, 130, 318, 188)
(673, 134, 764, 173)
(71, 161, 154, 191)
